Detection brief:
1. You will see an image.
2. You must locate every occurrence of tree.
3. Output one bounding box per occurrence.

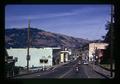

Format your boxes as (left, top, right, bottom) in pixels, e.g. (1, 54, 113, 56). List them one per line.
(101, 21, 114, 64)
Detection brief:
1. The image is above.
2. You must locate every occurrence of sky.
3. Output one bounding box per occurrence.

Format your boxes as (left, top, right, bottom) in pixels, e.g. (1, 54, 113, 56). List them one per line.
(5, 5, 111, 40)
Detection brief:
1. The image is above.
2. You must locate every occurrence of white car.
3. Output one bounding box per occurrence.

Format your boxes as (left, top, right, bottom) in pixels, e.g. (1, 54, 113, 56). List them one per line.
(83, 62, 88, 65)
(78, 61, 81, 64)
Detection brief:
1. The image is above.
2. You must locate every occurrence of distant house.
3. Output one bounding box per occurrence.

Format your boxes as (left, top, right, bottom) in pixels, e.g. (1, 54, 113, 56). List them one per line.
(7, 47, 61, 68)
(89, 43, 108, 62)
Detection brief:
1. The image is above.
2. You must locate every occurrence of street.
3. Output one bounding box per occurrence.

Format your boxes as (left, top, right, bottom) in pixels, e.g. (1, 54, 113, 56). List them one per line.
(14, 59, 106, 79)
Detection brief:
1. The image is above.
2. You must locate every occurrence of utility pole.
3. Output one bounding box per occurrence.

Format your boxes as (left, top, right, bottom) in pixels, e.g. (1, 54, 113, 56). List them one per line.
(26, 19, 31, 71)
(110, 5, 114, 77)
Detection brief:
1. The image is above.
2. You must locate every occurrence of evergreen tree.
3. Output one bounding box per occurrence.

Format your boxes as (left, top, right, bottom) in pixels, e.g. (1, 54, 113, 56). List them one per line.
(101, 21, 114, 64)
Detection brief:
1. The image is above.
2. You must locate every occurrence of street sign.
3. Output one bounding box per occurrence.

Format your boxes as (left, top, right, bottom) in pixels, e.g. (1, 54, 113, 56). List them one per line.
(26, 55, 30, 60)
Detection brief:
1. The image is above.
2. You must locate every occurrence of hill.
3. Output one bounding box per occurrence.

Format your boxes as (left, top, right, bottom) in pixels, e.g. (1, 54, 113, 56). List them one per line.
(5, 28, 90, 49)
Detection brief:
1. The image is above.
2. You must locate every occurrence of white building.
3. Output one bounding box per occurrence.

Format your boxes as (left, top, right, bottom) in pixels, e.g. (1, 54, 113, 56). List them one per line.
(60, 48, 71, 63)
(7, 47, 60, 68)
(89, 43, 108, 61)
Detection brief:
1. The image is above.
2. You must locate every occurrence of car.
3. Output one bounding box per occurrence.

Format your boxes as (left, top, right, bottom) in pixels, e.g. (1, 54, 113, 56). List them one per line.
(78, 62, 81, 64)
(78, 61, 81, 64)
(83, 62, 88, 65)
(74, 66, 79, 73)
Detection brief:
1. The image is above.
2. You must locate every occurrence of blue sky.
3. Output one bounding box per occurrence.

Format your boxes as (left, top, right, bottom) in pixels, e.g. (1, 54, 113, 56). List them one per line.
(5, 5, 111, 40)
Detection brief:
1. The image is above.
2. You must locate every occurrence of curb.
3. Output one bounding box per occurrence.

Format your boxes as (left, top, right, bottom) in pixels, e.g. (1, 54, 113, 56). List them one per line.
(93, 69, 110, 79)
(88, 63, 113, 79)
(13, 71, 42, 77)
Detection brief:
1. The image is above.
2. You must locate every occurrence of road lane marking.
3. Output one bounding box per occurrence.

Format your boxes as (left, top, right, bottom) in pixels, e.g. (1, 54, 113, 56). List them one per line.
(58, 68, 73, 78)
(58, 64, 77, 78)
(37, 75, 41, 76)
(83, 65, 90, 78)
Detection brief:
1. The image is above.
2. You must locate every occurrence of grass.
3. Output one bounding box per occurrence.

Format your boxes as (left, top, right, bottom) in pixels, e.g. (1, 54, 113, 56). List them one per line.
(100, 64, 115, 70)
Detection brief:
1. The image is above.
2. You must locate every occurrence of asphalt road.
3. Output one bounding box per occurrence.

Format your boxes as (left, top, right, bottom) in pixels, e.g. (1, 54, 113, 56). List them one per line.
(14, 59, 105, 79)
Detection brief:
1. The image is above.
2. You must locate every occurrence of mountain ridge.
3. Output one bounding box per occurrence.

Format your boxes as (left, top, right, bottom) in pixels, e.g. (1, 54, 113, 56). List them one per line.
(5, 28, 90, 49)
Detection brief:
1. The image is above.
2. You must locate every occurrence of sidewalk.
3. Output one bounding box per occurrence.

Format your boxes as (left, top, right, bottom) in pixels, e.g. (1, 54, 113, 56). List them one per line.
(13, 70, 40, 77)
(88, 63, 115, 79)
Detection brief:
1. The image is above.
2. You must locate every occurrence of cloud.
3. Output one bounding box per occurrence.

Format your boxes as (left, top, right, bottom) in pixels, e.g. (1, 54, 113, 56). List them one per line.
(6, 5, 110, 21)
(6, 11, 78, 21)
(5, 5, 110, 40)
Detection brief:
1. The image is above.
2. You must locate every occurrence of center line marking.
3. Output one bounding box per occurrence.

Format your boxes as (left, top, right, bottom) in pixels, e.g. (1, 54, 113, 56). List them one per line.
(58, 68, 73, 78)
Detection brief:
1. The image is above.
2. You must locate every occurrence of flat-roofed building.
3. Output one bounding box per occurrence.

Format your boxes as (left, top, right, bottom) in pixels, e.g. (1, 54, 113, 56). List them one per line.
(7, 47, 60, 68)
(89, 43, 108, 62)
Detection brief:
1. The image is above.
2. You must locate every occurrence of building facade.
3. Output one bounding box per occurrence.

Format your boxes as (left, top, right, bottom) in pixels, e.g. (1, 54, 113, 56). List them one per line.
(89, 43, 108, 62)
(60, 48, 71, 63)
(7, 47, 60, 68)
